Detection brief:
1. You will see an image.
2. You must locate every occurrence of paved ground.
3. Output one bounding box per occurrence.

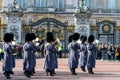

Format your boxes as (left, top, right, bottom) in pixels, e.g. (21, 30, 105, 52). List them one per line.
(0, 58, 120, 80)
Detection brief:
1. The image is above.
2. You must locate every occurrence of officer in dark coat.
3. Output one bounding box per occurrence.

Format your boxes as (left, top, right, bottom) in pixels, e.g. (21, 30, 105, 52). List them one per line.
(30, 33, 37, 74)
(68, 34, 73, 43)
(87, 35, 96, 74)
(10, 33, 15, 74)
(23, 33, 36, 77)
(43, 32, 58, 76)
(68, 34, 73, 73)
(79, 35, 87, 72)
(68, 33, 80, 75)
(52, 39, 58, 74)
(3, 33, 13, 79)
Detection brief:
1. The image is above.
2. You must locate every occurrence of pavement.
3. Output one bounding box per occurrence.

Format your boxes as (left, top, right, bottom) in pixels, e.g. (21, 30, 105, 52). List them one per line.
(0, 58, 120, 80)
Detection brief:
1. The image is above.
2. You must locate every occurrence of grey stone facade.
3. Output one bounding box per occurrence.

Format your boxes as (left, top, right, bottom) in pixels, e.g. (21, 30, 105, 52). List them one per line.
(1, 0, 120, 46)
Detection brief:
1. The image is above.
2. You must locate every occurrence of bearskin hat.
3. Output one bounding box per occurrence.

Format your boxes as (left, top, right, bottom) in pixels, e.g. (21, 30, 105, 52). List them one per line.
(81, 35, 87, 43)
(80, 35, 84, 41)
(10, 33, 14, 41)
(31, 33, 36, 41)
(4, 33, 11, 42)
(25, 33, 31, 42)
(88, 35, 94, 43)
(73, 33, 80, 41)
(46, 32, 54, 43)
(68, 34, 73, 43)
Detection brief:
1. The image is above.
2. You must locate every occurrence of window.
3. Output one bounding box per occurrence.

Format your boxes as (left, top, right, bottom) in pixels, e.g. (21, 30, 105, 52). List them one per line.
(86, 0, 91, 9)
(17, 0, 27, 7)
(96, 0, 104, 9)
(107, 0, 116, 9)
(54, 0, 64, 9)
(35, 0, 44, 7)
(45, 0, 54, 7)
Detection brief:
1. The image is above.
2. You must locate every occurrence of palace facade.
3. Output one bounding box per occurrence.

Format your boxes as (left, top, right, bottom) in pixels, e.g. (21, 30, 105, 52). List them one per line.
(0, 0, 120, 51)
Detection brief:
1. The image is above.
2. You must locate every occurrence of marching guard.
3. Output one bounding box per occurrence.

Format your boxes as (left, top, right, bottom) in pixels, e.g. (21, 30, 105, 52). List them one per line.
(23, 33, 36, 78)
(30, 33, 37, 74)
(87, 35, 96, 74)
(10, 33, 16, 74)
(52, 39, 58, 74)
(68, 33, 80, 75)
(79, 35, 87, 72)
(2, 33, 14, 79)
(43, 32, 58, 76)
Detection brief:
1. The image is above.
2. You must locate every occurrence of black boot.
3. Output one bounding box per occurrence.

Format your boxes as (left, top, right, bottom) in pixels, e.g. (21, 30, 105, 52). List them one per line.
(24, 71, 31, 78)
(90, 68, 94, 74)
(3, 71, 11, 79)
(30, 70, 33, 76)
(33, 68, 35, 74)
(88, 68, 94, 74)
(10, 71, 14, 74)
(46, 69, 49, 76)
(81, 66, 86, 72)
(50, 70, 54, 76)
(72, 68, 77, 75)
(53, 69, 56, 74)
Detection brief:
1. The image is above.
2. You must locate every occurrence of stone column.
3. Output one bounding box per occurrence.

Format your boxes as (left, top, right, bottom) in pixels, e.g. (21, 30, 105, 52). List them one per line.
(6, 12, 23, 43)
(74, 13, 91, 37)
(116, 30, 120, 45)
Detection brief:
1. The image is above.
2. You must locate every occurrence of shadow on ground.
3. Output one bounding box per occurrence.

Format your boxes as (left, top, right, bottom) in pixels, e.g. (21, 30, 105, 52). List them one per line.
(0, 71, 120, 80)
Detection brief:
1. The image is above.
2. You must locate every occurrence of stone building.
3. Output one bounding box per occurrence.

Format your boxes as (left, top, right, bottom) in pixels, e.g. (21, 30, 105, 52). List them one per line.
(0, 0, 120, 51)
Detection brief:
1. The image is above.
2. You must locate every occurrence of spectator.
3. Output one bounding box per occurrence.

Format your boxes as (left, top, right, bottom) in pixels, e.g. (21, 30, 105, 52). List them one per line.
(115, 46, 120, 61)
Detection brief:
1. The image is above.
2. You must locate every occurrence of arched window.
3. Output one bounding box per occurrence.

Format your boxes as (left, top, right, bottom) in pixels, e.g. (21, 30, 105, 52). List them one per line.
(107, 0, 116, 9)
(17, 0, 27, 7)
(35, 0, 45, 7)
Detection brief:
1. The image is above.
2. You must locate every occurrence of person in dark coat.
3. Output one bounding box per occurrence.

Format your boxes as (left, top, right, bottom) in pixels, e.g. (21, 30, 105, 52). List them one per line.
(52, 39, 59, 74)
(79, 35, 87, 72)
(10, 33, 15, 74)
(68, 34, 73, 74)
(2, 33, 13, 79)
(87, 35, 96, 74)
(30, 33, 37, 74)
(68, 33, 80, 75)
(23, 33, 36, 78)
(43, 32, 58, 76)
(68, 34, 73, 43)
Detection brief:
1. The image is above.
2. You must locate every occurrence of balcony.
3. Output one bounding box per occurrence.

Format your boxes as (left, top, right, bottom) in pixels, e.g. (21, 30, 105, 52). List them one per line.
(33, 7, 48, 12)
(3, 6, 120, 14)
(91, 9, 120, 13)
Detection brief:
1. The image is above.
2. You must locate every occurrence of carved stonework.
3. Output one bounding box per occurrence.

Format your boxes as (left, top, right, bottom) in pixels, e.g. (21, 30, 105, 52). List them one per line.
(74, 0, 91, 37)
(74, 13, 91, 19)
(2, 0, 24, 42)
(7, 13, 23, 42)
(74, 0, 90, 15)
(7, 0, 22, 12)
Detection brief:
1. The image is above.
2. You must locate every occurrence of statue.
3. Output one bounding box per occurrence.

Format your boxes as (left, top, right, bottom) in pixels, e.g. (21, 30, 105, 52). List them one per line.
(79, 0, 89, 13)
(13, 0, 17, 6)
(8, 0, 22, 12)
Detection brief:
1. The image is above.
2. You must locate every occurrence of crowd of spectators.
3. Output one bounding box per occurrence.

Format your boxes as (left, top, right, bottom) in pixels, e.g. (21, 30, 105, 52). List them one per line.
(0, 42, 120, 62)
